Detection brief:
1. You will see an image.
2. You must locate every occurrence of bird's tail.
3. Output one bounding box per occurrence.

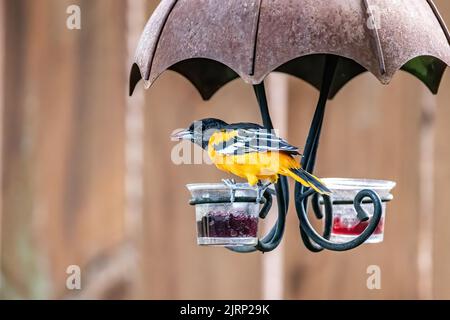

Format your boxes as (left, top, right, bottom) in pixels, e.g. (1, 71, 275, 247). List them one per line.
(288, 168, 332, 195)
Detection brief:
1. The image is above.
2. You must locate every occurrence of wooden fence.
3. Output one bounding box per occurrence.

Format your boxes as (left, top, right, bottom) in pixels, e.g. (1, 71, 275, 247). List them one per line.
(1, 0, 449, 299)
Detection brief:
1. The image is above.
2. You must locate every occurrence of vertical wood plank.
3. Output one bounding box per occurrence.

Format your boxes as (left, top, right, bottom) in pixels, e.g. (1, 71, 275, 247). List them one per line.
(432, 0, 450, 300)
(1, 0, 48, 299)
(125, 0, 146, 299)
(417, 86, 437, 300)
(55, 0, 128, 298)
(433, 68, 450, 299)
(262, 74, 289, 300)
(2, 0, 128, 298)
(0, 0, 5, 294)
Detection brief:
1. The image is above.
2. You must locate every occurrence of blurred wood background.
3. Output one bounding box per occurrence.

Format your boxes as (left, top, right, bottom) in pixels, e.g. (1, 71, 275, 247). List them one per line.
(0, 0, 449, 299)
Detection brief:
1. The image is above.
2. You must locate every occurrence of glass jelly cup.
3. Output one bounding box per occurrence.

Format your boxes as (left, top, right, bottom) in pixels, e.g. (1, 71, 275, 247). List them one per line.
(320, 178, 396, 244)
(187, 183, 261, 247)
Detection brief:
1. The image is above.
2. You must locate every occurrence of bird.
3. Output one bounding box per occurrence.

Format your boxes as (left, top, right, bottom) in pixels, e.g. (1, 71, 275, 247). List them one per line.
(172, 118, 331, 201)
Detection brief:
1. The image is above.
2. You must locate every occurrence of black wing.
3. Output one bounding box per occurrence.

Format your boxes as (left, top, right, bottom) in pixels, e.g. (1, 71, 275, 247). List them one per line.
(214, 123, 300, 156)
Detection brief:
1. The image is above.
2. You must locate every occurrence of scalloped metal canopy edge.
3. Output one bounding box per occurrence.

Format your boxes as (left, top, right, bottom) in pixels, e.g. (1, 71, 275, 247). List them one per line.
(130, 0, 450, 100)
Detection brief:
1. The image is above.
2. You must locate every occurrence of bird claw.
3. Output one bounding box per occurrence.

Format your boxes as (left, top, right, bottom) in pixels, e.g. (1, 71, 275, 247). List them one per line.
(222, 179, 271, 203)
(222, 179, 237, 203)
(256, 182, 271, 203)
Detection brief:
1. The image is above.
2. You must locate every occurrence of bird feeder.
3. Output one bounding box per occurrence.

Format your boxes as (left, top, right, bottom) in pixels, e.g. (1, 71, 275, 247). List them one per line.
(130, 0, 450, 253)
(320, 178, 396, 244)
(187, 183, 272, 246)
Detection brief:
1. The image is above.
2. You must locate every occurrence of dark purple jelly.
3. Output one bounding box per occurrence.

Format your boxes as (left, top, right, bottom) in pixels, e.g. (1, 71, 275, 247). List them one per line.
(197, 211, 258, 238)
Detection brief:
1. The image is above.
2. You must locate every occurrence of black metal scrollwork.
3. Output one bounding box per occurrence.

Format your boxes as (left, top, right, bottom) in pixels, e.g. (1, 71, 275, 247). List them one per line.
(293, 55, 390, 252)
(297, 189, 383, 252)
(229, 55, 388, 253)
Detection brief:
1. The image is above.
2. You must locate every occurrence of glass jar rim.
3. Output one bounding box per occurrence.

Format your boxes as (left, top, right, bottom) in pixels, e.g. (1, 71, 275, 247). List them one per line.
(186, 182, 258, 192)
(321, 178, 396, 191)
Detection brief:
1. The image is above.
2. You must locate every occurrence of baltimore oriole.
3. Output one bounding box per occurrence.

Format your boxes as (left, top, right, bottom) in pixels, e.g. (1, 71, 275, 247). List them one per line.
(172, 118, 331, 201)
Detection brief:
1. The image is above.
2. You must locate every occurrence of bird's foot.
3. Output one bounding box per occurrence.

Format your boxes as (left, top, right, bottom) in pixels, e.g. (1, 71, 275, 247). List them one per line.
(222, 179, 237, 203)
(256, 182, 272, 203)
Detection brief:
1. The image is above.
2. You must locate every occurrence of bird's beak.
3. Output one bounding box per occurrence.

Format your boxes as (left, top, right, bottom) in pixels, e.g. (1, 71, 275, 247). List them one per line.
(171, 129, 193, 141)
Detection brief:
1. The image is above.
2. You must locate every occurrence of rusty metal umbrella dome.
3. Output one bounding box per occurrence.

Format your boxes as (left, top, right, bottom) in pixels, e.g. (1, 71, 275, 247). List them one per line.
(130, 0, 450, 253)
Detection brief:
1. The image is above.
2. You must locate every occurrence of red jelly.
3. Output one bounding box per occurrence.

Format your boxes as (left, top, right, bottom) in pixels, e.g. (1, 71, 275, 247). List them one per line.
(332, 216, 384, 236)
(197, 211, 258, 238)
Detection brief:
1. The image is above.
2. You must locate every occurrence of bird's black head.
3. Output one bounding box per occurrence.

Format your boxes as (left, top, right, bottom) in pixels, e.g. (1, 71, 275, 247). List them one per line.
(172, 118, 228, 149)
